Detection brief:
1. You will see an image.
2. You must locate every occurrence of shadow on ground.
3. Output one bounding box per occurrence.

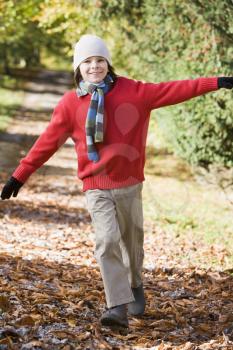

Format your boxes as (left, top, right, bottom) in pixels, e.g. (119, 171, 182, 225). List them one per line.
(0, 199, 87, 226)
(2, 67, 73, 87)
(0, 132, 73, 149)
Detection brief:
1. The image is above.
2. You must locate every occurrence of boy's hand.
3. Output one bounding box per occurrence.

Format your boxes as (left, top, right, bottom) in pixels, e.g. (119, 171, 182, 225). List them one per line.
(1, 177, 24, 200)
(218, 77, 233, 89)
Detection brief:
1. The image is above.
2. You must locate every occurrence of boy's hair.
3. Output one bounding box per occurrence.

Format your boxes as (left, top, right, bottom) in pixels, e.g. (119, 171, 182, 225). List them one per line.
(74, 63, 118, 87)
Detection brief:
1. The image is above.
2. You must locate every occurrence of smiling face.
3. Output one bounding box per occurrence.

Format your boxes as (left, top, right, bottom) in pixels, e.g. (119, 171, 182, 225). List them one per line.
(79, 56, 108, 84)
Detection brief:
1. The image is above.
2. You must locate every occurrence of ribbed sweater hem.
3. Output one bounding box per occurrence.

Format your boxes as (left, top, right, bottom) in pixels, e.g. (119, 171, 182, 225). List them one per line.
(12, 164, 37, 183)
(202, 77, 218, 91)
(82, 175, 145, 191)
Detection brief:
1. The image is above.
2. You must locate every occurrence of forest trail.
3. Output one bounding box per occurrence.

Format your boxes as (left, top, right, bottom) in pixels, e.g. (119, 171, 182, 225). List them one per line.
(0, 70, 232, 349)
(0, 69, 92, 263)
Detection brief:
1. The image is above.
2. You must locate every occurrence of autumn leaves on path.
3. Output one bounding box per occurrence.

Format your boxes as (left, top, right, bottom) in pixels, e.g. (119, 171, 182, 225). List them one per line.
(0, 252, 233, 349)
(0, 70, 233, 349)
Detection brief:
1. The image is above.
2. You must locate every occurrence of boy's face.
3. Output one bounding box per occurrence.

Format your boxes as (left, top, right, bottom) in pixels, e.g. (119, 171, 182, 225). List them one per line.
(79, 56, 108, 84)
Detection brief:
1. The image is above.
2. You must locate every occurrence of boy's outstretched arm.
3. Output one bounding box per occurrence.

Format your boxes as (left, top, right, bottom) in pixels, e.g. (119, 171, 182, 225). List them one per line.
(143, 76, 233, 110)
(0, 93, 73, 200)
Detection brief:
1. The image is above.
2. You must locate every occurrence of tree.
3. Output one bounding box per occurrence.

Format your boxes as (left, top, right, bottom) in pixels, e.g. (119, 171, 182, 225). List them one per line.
(0, 0, 45, 71)
(93, 0, 233, 167)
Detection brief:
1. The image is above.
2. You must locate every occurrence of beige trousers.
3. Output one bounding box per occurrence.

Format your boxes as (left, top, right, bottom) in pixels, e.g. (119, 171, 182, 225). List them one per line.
(85, 183, 144, 308)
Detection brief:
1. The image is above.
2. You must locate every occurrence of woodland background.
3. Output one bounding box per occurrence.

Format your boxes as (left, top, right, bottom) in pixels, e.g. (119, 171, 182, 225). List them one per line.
(1, 0, 233, 166)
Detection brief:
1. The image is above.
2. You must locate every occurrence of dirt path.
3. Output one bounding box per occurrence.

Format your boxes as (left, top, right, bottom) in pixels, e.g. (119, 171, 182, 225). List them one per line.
(0, 69, 91, 260)
(0, 71, 233, 349)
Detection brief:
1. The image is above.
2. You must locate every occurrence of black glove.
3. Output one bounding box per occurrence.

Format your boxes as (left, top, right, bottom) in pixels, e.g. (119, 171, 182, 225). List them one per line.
(217, 77, 233, 89)
(1, 176, 24, 200)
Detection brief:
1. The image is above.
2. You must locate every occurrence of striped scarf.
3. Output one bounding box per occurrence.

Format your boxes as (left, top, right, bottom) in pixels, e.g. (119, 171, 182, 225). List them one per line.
(77, 74, 113, 162)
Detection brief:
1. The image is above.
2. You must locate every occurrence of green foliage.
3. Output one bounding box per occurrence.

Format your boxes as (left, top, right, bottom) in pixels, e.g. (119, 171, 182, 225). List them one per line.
(0, 0, 44, 70)
(97, 0, 233, 167)
(142, 0, 233, 167)
(1, 0, 233, 167)
(0, 0, 78, 71)
(158, 92, 233, 167)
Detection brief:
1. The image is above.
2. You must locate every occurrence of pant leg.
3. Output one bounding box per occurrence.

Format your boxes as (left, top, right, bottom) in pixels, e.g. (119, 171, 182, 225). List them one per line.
(85, 189, 134, 308)
(112, 183, 144, 288)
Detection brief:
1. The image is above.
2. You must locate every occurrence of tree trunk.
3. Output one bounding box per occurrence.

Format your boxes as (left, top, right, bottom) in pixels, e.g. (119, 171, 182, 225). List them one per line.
(2, 43, 10, 75)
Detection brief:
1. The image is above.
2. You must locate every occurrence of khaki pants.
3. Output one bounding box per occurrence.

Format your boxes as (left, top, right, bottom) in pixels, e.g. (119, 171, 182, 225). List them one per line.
(85, 183, 144, 308)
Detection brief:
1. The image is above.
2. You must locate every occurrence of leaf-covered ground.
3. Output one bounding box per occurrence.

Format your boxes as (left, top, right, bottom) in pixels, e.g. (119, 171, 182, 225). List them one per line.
(0, 70, 233, 349)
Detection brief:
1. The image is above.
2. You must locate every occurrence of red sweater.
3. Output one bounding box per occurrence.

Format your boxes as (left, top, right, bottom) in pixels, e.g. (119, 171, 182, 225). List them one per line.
(13, 76, 218, 191)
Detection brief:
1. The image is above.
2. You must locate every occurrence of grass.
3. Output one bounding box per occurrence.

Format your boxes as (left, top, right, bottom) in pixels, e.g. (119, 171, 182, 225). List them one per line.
(0, 75, 24, 131)
(143, 117, 233, 270)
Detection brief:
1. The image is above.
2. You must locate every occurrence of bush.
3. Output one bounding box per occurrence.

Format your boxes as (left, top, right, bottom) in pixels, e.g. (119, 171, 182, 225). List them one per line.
(156, 91, 233, 167)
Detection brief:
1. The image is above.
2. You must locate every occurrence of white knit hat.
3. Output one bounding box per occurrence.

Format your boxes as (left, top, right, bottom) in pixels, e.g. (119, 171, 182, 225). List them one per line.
(73, 34, 112, 72)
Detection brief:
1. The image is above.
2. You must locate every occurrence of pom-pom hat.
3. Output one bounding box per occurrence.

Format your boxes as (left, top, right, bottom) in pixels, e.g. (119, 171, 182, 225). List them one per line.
(73, 34, 112, 72)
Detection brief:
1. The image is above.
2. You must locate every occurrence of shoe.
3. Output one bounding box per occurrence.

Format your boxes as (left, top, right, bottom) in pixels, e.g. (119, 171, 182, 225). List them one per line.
(128, 284, 145, 316)
(100, 304, 128, 328)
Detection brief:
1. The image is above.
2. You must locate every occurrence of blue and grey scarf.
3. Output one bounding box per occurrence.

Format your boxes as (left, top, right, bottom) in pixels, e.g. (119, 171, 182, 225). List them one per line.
(77, 74, 113, 162)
